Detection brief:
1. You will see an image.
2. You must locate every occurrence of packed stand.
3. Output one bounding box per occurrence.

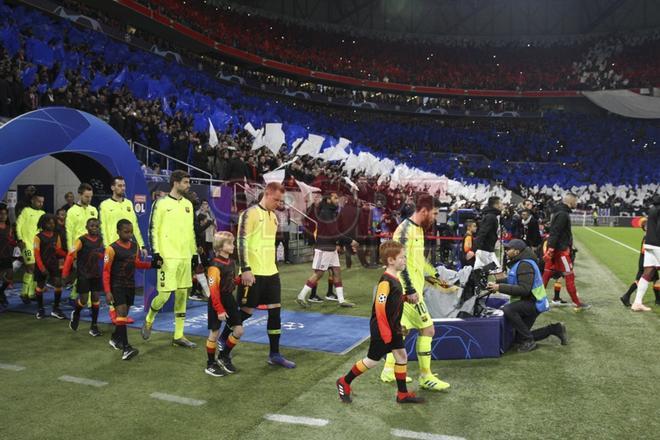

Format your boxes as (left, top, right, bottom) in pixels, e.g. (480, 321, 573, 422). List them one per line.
(140, 0, 660, 90)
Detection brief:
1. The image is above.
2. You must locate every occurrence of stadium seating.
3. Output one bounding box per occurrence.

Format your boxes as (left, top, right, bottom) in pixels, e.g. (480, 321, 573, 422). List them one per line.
(1, 2, 658, 211)
(141, 0, 660, 90)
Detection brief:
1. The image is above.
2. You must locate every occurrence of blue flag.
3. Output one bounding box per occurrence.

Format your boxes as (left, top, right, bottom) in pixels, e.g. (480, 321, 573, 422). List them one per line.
(26, 38, 54, 68)
(51, 70, 69, 90)
(110, 66, 128, 90)
(0, 26, 20, 56)
(21, 66, 37, 87)
(90, 73, 109, 92)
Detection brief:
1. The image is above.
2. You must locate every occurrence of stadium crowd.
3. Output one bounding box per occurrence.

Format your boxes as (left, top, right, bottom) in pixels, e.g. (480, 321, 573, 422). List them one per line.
(1, 1, 658, 212)
(139, 0, 660, 90)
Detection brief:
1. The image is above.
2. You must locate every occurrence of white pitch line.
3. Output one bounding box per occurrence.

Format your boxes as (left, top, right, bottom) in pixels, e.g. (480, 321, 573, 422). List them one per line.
(584, 227, 638, 253)
(150, 392, 206, 406)
(58, 375, 108, 387)
(264, 414, 329, 427)
(0, 363, 26, 371)
(391, 428, 466, 440)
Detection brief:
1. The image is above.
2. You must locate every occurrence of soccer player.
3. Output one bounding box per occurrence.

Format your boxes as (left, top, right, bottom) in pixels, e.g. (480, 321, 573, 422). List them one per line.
(336, 241, 424, 404)
(542, 193, 591, 310)
(65, 183, 99, 303)
(141, 170, 197, 348)
(620, 217, 660, 307)
(540, 237, 570, 306)
(34, 214, 67, 319)
(474, 196, 503, 271)
(230, 182, 295, 368)
(630, 195, 660, 312)
(205, 231, 244, 377)
(15, 193, 45, 304)
(104, 220, 158, 360)
(0, 205, 15, 307)
(380, 194, 450, 392)
(63, 218, 105, 336)
(296, 192, 358, 307)
(100, 176, 146, 322)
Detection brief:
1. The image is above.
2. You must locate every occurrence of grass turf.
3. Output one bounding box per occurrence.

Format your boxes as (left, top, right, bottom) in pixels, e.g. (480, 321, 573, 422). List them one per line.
(1, 227, 659, 440)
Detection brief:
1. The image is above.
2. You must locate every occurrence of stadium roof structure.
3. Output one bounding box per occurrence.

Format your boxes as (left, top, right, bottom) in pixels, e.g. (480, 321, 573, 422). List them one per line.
(223, 0, 660, 39)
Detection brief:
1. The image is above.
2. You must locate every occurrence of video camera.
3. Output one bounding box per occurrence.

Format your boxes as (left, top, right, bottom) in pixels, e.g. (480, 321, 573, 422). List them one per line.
(458, 262, 498, 317)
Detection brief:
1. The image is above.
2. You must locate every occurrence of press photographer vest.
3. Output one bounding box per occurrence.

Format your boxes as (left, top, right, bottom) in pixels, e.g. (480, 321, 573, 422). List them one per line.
(507, 258, 549, 313)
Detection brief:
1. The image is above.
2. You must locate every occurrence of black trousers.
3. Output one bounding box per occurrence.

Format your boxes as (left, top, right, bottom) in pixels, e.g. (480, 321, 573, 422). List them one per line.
(502, 299, 559, 343)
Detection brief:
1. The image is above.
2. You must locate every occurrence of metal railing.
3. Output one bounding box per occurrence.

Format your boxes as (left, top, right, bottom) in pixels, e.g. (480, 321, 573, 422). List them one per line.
(130, 140, 224, 186)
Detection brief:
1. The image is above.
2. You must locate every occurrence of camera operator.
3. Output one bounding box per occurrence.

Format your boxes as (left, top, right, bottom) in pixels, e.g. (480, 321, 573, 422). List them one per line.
(487, 239, 568, 353)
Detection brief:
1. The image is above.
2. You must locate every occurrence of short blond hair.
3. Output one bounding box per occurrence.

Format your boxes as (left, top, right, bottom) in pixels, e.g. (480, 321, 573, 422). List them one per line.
(213, 231, 235, 252)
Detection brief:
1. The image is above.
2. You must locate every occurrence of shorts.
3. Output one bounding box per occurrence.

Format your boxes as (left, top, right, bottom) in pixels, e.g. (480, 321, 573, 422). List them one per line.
(157, 258, 192, 292)
(312, 249, 340, 271)
(0, 258, 12, 271)
(237, 273, 281, 308)
(474, 250, 501, 271)
(22, 247, 35, 265)
(77, 277, 103, 294)
(544, 249, 573, 274)
(207, 293, 242, 330)
(34, 264, 60, 284)
(111, 286, 135, 307)
(400, 300, 433, 330)
(642, 245, 660, 268)
(367, 334, 405, 361)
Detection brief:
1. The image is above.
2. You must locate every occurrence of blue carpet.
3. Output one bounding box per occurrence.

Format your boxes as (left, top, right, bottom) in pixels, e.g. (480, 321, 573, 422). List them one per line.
(0, 286, 370, 354)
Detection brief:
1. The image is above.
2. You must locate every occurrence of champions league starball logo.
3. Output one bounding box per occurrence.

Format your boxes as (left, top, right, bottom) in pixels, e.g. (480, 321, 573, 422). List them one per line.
(407, 325, 484, 360)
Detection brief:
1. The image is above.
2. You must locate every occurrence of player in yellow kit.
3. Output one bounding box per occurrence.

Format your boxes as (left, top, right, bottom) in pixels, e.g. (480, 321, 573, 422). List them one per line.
(380, 194, 450, 391)
(99, 176, 146, 251)
(141, 170, 197, 348)
(15, 194, 45, 303)
(65, 183, 98, 302)
(224, 182, 295, 368)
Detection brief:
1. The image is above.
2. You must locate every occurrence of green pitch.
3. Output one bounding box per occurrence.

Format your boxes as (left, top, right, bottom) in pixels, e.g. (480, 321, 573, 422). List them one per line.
(1, 226, 658, 440)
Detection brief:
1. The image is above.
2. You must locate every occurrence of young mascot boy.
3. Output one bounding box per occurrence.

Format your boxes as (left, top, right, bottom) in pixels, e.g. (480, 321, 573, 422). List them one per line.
(336, 241, 424, 404)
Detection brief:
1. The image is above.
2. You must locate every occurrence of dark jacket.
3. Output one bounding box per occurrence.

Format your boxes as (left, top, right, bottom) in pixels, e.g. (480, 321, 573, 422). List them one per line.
(645, 200, 660, 247)
(522, 215, 542, 247)
(314, 201, 352, 251)
(338, 201, 358, 239)
(498, 247, 538, 299)
(547, 203, 573, 251)
(475, 207, 501, 252)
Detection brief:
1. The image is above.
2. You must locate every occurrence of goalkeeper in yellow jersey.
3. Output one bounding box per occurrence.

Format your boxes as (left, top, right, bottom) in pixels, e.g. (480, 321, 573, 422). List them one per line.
(141, 170, 197, 348)
(65, 183, 99, 303)
(380, 193, 450, 391)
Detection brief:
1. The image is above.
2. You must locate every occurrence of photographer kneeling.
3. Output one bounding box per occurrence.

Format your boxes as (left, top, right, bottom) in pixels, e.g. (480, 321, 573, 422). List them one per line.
(487, 239, 568, 353)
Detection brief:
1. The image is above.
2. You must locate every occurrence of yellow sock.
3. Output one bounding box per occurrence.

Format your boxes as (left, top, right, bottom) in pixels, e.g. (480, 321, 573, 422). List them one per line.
(173, 289, 187, 339)
(417, 335, 433, 376)
(383, 353, 395, 371)
(146, 291, 171, 324)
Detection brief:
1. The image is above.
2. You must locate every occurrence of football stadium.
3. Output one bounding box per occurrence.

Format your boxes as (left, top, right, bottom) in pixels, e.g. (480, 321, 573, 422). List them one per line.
(0, 1, 659, 439)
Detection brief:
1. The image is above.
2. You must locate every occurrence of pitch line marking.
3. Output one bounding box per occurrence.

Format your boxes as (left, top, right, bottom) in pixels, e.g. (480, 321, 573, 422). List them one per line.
(150, 392, 206, 406)
(264, 414, 329, 427)
(0, 363, 26, 371)
(58, 375, 108, 387)
(391, 428, 466, 440)
(584, 227, 638, 253)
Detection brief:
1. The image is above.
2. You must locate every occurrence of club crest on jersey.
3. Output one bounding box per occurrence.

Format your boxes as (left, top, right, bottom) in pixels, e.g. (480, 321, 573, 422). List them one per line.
(185, 207, 190, 213)
(127, 206, 131, 212)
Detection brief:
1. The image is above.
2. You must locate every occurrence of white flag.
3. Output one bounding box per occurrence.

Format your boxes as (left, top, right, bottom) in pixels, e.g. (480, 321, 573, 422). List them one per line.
(263, 123, 286, 155)
(208, 118, 218, 148)
(297, 180, 321, 199)
(263, 169, 285, 185)
(296, 134, 325, 157)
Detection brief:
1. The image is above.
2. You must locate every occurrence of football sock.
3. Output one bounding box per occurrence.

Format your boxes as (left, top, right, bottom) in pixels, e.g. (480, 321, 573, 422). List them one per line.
(553, 281, 562, 300)
(173, 289, 187, 339)
(395, 363, 409, 393)
(225, 334, 240, 354)
(417, 335, 433, 376)
(267, 307, 281, 355)
(115, 316, 128, 348)
(54, 288, 62, 307)
(35, 286, 44, 308)
(91, 300, 100, 325)
(344, 359, 369, 384)
(335, 283, 345, 302)
(633, 277, 650, 305)
(21, 272, 32, 297)
(206, 339, 217, 365)
(298, 281, 315, 300)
